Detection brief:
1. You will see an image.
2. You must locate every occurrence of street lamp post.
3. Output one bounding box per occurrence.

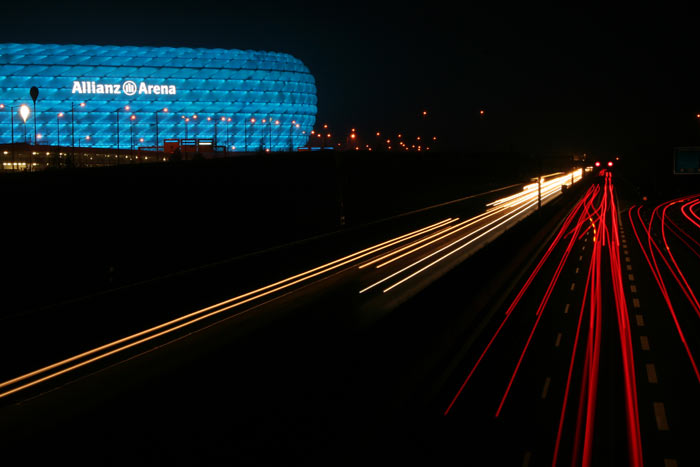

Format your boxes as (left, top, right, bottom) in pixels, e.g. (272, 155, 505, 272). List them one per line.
(246, 117, 255, 152)
(220, 116, 227, 151)
(531, 177, 542, 210)
(261, 119, 267, 150)
(71, 102, 75, 160)
(420, 110, 428, 146)
(273, 119, 280, 152)
(116, 105, 130, 165)
(81, 135, 91, 166)
(180, 114, 198, 140)
(181, 115, 190, 139)
(130, 114, 136, 158)
(155, 108, 168, 151)
(70, 102, 86, 166)
(321, 123, 329, 149)
(10, 105, 15, 168)
(227, 117, 232, 148)
(207, 116, 217, 148)
(268, 118, 273, 151)
(30, 87, 39, 146)
(57, 112, 63, 149)
(349, 130, 357, 150)
(289, 121, 299, 152)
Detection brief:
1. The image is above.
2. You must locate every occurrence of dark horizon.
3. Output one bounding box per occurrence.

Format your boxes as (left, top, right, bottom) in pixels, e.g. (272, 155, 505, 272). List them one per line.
(0, 4, 698, 156)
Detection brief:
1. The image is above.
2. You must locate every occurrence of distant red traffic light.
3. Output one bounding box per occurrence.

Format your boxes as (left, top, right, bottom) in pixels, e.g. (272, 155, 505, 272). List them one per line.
(608, 161, 613, 167)
(595, 161, 601, 167)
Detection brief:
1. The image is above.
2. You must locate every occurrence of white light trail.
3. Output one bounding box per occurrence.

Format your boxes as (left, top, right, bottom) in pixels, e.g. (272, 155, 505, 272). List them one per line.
(360, 169, 581, 294)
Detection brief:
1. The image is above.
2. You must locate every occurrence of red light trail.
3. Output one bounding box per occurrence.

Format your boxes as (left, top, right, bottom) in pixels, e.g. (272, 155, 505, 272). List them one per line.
(629, 195, 700, 383)
(445, 171, 645, 467)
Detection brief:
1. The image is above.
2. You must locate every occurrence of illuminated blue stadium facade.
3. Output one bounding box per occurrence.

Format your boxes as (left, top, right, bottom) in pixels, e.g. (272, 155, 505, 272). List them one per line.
(0, 43, 316, 151)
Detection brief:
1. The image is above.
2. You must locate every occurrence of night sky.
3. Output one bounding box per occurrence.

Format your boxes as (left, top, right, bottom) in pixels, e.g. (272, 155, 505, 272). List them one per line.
(1, 3, 698, 157)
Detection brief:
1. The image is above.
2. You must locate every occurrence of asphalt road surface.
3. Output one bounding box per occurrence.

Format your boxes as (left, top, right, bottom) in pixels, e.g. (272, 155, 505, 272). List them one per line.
(438, 170, 697, 466)
(1, 168, 698, 466)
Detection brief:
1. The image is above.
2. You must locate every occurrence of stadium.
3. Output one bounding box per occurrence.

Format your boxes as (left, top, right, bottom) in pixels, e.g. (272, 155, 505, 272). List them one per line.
(0, 43, 317, 154)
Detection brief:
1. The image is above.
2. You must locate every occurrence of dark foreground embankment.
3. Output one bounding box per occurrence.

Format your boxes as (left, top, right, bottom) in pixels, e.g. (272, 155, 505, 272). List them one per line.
(0, 150, 566, 314)
(0, 164, 593, 467)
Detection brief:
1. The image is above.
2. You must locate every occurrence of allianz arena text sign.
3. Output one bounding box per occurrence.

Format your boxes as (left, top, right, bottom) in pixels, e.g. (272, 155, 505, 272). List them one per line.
(72, 80, 177, 96)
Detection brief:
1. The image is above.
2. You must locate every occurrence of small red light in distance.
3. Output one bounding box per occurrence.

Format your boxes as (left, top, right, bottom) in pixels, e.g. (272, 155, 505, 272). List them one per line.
(595, 161, 601, 167)
(608, 161, 613, 167)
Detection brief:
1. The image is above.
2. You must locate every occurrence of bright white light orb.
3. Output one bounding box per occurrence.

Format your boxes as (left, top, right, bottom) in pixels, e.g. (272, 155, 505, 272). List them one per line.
(19, 104, 30, 123)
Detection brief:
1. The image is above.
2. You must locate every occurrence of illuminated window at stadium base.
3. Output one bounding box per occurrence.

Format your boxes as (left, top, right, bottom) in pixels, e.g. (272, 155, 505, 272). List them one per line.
(0, 43, 317, 151)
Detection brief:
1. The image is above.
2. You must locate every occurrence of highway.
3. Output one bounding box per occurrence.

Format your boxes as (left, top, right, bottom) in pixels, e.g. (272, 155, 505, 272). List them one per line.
(438, 171, 700, 466)
(0, 169, 582, 404)
(625, 193, 700, 465)
(1, 167, 698, 466)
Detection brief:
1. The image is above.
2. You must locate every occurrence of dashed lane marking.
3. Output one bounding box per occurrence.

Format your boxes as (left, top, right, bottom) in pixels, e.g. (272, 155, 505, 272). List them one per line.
(522, 451, 532, 467)
(579, 255, 583, 261)
(633, 298, 641, 308)
(570, 283, 576, 291)
(564, 304, 570, 314)
(555, 332, 562, 347)
(541, 377, 552, 399)
(626, 264, 633, 271)
(635, 315, 645, 326)
(664, 459, 678, 467)
(654, 402, 670, 431)
(646, 363, 658, 383)
(630, 285, 637, 293)
(625, 256, 631, 263)
(640, 336, 650, 351)
(575, 267, 579, 274)
(628, 274, 635, 281)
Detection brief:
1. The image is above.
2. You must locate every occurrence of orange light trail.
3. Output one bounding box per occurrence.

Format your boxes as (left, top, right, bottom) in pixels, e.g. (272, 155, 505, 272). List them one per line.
(360, 202, 518, 270)
(360, 172, 574, 294)
(381, 195, 554, 293)
(0, 218, 457, 400)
